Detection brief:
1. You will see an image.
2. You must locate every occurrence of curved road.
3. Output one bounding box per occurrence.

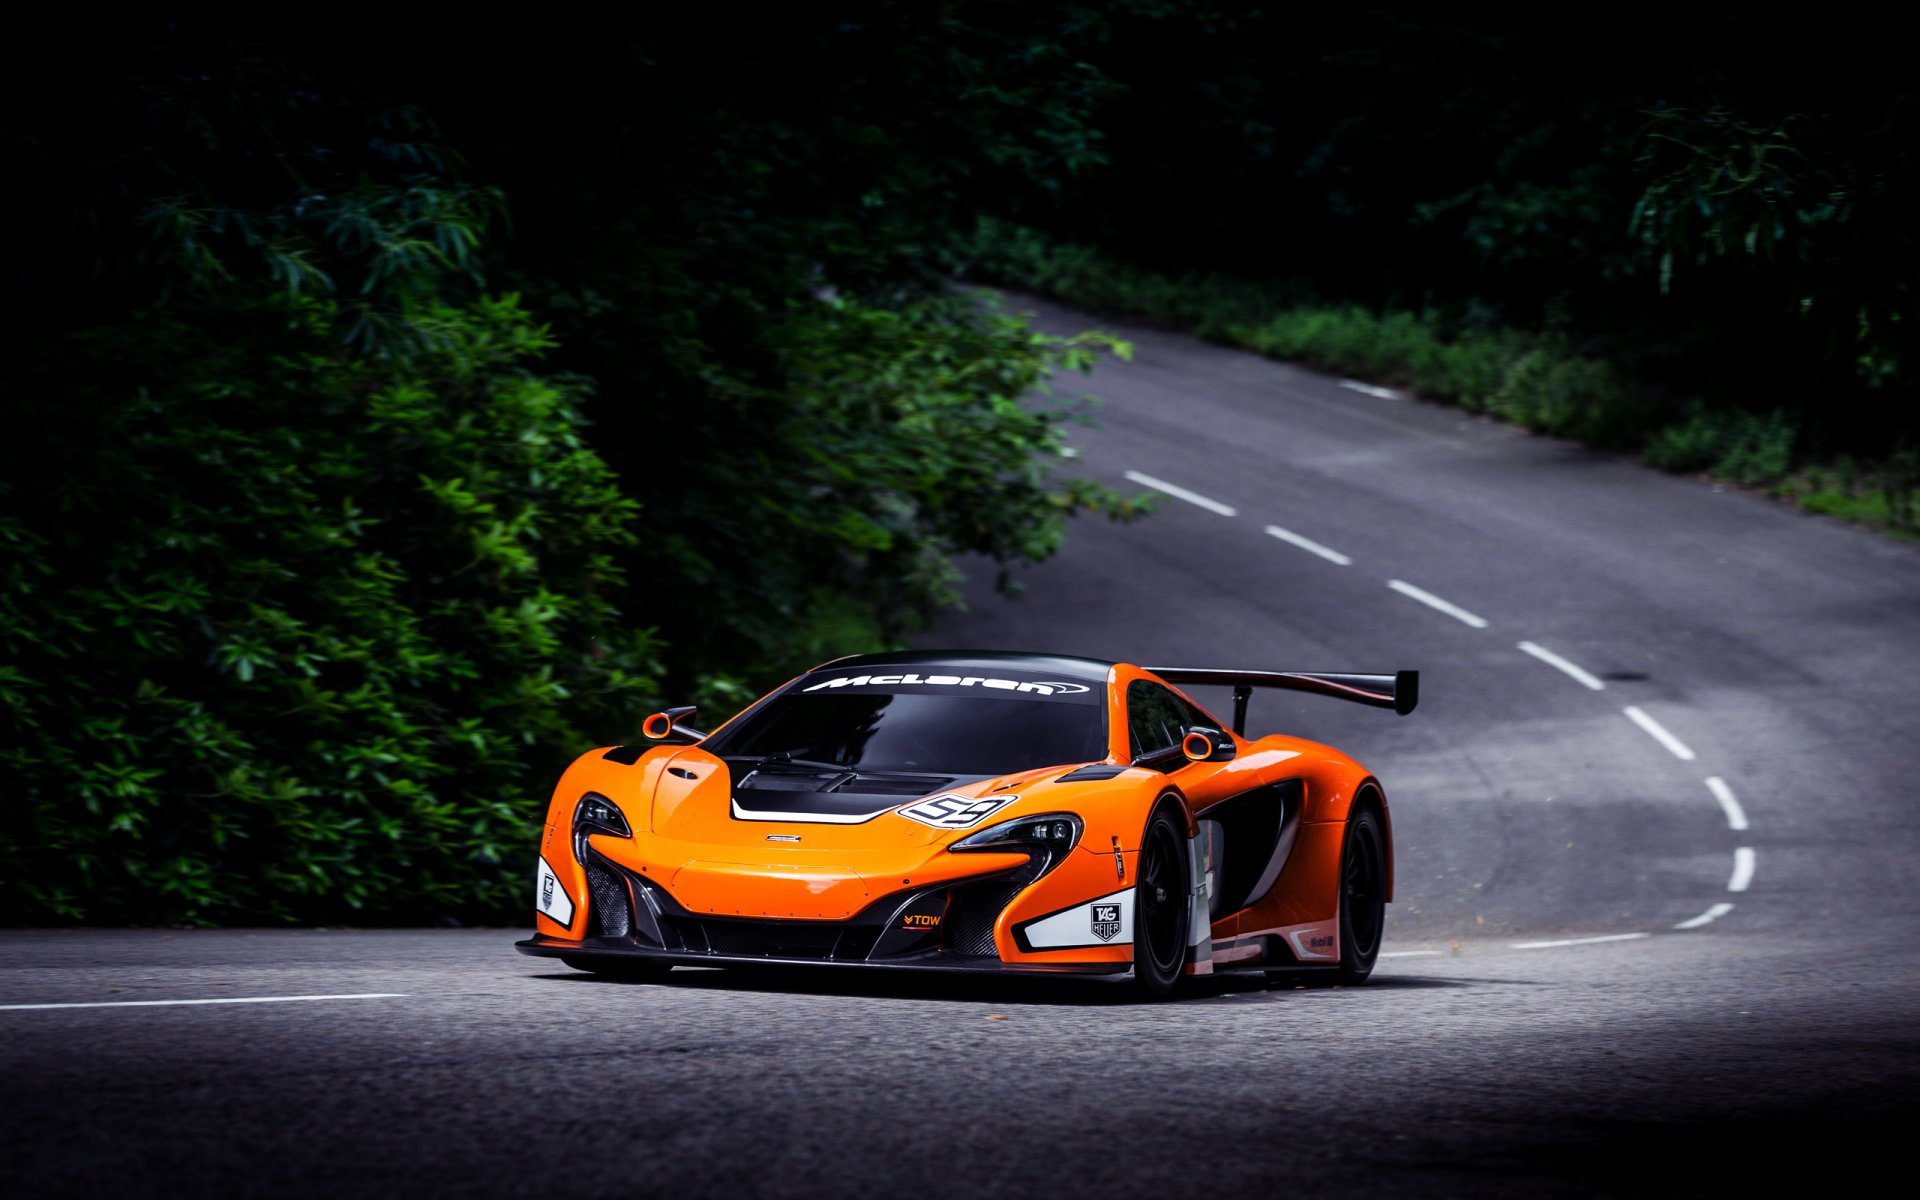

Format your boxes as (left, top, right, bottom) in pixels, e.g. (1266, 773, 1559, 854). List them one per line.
(4, 295, 1917, 1195)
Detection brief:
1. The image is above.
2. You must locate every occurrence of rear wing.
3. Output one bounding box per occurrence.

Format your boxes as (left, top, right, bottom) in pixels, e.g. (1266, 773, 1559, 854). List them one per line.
(1146, 668, 1419, 735)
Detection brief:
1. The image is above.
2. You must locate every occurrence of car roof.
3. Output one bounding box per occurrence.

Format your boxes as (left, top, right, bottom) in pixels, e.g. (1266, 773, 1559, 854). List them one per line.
(809, 649, 1117, 684)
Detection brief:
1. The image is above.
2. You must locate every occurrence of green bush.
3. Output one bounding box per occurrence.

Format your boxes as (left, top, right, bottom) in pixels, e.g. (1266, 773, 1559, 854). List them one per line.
(1489, 345, 1644, 446)
(0, 295, 659, 924)
(1645, 406, 1797, 483)
(0, 32, 1149, 925)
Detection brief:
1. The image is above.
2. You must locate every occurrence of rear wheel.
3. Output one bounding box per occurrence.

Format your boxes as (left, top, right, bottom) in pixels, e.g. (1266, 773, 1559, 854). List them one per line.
(1132, 800, 1191, 999)
(1335, 806, 1386, 984)
(561, 955, 672, 983)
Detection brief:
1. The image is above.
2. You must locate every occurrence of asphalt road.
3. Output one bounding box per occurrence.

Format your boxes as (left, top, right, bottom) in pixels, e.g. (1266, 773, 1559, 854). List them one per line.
(5, 294, 1918, 1196)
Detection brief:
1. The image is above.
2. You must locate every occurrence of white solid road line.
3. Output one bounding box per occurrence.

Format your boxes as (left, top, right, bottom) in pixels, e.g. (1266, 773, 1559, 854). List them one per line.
(1674, 902, 1736, 930)
(1123, 470, 1237, 517)
(1339, 380, 1400, 400)
(1706, 777, 1750, 831)
(1510, 932, 1651, 950)
(1729, 847, 1756, 893)
(1515, 641, 1606, 690)
(1622, 705, 1697, 761)
(1380, 950, 1443, 958)
(0, 993, 407, 1013)
(1264, 524, 1353, 566)
(1386, 580, 1489, 629)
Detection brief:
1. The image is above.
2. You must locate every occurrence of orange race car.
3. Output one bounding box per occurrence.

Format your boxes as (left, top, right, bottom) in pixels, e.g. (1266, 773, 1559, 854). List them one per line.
(516, 652, 1416, 997)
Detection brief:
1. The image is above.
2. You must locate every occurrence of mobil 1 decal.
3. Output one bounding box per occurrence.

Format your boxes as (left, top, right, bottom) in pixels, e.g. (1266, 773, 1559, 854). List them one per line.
(800, 670, 1097, 703)
(1091, 903, 1123, 942)
(895, 793, 1018, 830)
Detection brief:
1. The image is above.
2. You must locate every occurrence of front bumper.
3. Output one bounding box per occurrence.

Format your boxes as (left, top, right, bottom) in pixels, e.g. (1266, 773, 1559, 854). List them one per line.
(518, 846, 1128, 976)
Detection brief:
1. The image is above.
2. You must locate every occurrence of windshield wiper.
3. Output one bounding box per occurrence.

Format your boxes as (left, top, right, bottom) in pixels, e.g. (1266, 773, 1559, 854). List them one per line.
(731, 751, 848, 773)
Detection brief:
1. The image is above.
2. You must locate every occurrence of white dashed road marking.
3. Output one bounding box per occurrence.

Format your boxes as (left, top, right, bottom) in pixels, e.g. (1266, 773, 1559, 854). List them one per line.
(1622, 706, 1697, 761)
(1123, 470, 1237, 517)
(1510, 933, 1650, 950)
(1264, 524, 1352, 566)
(1706, 777, 1749, 831)
(1118, 456, 1755, 951)
(1515, 641, 1606, 690)
(1728, 847, 1756, 893)
(1386, 580, 1490, 629)
(0, 993, 408, 1013)
(1339, 380, 1400, 400)
(1674, 902, 1736, 930)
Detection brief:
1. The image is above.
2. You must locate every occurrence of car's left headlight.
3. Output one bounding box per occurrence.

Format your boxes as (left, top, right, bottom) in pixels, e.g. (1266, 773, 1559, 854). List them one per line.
(573, 791, 631, 840)
(950, 812, 1082, 882)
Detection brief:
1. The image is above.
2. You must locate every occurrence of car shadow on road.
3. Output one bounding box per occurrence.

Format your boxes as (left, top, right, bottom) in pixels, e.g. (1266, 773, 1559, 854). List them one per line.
(529, 963, 1505, 1006)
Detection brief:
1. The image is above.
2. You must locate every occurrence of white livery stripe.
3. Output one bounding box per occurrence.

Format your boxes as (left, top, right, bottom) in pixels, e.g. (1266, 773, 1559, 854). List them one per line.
(1264, 524, 1352, 565)
(1510, 932, 1650, 950)
(1023, 888, 1135, 950)
(1728, 847, 1756, 893)
(1516, 641, 1605, 690)
(1674, 902, 1735, 930)
(1386, 580, 1489, 629)
(535, 856, 574, 925)
(1123, 470, 1237, 517)
(0, 993, 406, 1013)
(1622, 706, 1696, 761)
(1706, 777, 1749, 831)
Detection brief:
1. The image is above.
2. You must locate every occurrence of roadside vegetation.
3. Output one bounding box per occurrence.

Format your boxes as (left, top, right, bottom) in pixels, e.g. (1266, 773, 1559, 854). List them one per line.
(0, 14, 1139, 924)
(951, 220, 1916, 536)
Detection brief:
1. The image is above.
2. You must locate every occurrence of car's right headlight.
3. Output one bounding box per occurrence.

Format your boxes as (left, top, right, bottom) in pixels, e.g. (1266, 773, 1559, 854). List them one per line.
(949, 812, 1082, 882)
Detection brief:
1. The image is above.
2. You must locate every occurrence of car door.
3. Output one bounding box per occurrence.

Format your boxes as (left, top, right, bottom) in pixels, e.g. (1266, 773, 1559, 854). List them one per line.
(1125, 679, 1301, 942)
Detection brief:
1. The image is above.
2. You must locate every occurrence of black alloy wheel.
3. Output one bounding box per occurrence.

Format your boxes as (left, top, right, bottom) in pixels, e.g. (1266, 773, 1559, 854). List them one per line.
(1336, 806, 1386, 984)
(1133, 800, 1191, 998)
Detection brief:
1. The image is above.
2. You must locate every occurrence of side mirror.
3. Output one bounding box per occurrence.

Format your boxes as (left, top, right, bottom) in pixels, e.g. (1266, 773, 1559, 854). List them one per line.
(642, 705, 706, 742)
(1181, 726, 1236, 763)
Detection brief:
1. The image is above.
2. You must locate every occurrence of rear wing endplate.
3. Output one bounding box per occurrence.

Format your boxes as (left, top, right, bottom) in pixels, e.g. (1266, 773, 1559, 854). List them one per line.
(1146, 668, 1419, 735)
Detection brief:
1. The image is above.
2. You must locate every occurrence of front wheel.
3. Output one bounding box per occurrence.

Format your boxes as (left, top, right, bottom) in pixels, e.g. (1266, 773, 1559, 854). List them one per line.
(1335, 806, 1387, 984)
(1131, 800, 1191, 999)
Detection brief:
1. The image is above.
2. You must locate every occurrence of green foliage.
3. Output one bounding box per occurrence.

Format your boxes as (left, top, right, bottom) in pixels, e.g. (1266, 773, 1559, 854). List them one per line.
(945, 219, 1302, 337)
(1771, 450, 1920, 537)
(613, 290, 1142, 689)
(0, 294, 658, 924)
(1644, 407, 1797, 484)
(1631, 105, 1917, 389)
(776, 294, 1137, 621)
(1, 18, 1147, 923)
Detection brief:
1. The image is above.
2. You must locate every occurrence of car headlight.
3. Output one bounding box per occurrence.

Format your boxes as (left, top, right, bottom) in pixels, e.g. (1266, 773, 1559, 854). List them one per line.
(950, 812, 1081, 883)
(573, 791, 632, 840)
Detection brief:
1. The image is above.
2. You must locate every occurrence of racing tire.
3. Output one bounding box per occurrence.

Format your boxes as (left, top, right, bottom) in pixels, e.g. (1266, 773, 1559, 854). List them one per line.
(1131, 799, 1191, 999)
(561, 955, 672, 983)
(1334, 805, 1386, 985)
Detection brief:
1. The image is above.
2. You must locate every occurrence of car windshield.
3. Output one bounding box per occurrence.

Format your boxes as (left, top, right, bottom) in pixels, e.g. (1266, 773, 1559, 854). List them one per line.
(704, 690, 1109, 777)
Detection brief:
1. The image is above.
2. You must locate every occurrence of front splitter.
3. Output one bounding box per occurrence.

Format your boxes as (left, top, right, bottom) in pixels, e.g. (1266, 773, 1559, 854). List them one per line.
(515, 934, 1126, 975)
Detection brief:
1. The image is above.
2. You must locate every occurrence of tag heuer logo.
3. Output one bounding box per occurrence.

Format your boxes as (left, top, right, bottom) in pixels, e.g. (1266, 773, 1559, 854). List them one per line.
(1091, 903, 1122, 942)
